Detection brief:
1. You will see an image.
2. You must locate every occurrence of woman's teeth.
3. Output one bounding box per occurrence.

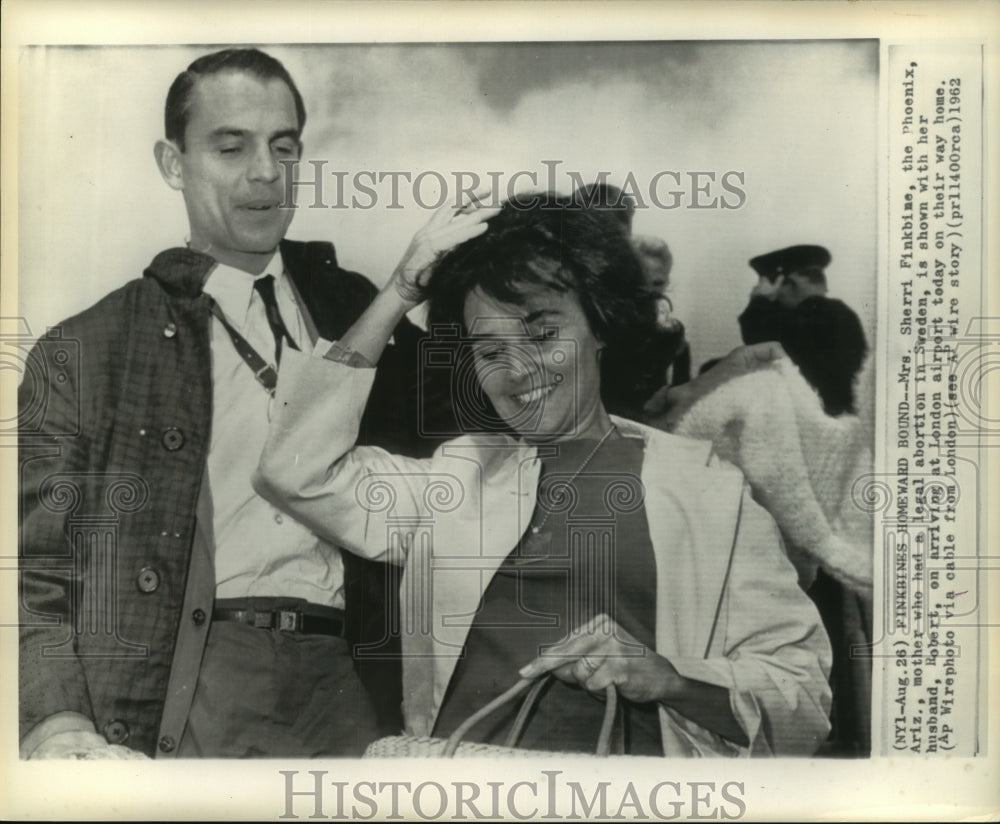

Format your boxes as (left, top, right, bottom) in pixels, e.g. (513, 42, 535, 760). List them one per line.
(512, 384, 555, 405)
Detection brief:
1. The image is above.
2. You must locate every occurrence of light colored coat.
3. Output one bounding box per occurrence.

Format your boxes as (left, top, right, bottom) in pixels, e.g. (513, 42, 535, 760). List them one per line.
(256, 350, 833, 757)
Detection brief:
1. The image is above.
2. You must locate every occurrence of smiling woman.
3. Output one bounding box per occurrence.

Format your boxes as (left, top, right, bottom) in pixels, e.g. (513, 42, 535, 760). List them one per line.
(424, 192, 673, 432)
(254, 190, 834, 757)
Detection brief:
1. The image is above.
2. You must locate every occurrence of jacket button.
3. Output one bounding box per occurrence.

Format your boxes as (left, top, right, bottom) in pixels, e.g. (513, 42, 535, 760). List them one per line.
(103, 719, 130, 744)
(161, 427, 185, 451)
(191, 608, 206, 626)
(136, 567, 160, 593)
(158, 735, 176, 753)
(163, 322, 177, 339)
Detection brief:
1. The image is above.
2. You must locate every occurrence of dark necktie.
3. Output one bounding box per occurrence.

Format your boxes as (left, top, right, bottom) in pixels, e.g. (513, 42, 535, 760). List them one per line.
(253, 274, 300, 364)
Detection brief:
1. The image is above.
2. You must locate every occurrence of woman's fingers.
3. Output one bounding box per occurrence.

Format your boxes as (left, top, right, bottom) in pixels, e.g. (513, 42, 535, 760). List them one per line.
(518, 642, 599, 680)
(582, 663, 622, 694)
(518, 633, 602, 680)
(518, 613, 619, 680)
(427, 189, 500, 227)
(433, 210, 497, 247)
(518, 614, 662, 700)
(405, 197, 501, 270)
(390, 196, 500, 302)
(455, 188, 499, 213)
(541, 647, 627, 695)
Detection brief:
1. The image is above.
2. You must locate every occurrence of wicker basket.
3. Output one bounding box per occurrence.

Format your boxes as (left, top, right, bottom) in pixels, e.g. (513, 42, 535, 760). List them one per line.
(364, 676, 618, 758)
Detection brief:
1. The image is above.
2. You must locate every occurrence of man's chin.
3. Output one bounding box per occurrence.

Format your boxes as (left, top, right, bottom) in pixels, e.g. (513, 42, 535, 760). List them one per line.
(235, 222, 293, 254)
(234, 238, 284, 258)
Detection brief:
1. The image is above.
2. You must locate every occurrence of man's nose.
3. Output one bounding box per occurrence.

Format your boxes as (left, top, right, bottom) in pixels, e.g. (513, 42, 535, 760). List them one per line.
(247, 144, 281, 183)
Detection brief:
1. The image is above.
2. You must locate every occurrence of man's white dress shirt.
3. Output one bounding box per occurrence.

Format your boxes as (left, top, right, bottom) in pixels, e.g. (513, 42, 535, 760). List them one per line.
(203, 252, 344, 608)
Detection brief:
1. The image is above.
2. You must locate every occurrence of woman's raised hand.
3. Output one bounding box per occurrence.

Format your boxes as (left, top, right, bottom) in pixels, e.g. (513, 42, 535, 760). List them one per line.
(390, 192, 502, 305)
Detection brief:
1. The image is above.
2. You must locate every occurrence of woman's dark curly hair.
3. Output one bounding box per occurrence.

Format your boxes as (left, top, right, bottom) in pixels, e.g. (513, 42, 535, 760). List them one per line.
(422, 189, 681, 424)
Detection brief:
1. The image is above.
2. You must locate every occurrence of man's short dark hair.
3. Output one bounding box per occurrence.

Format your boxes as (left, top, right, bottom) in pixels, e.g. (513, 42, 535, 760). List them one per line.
(165, 48, 306, 151)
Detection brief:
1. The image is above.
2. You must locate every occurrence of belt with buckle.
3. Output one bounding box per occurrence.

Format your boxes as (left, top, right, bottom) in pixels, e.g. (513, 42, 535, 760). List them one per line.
(212, 599, 345, 637)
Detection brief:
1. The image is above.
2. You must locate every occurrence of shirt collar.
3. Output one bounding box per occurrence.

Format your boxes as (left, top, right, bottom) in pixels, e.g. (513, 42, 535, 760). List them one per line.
(203, 251, 283, 326)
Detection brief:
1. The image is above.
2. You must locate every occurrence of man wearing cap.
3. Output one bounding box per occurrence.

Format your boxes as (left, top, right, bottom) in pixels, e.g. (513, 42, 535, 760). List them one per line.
(18, 48, 438, 759)
(738, 244, 867, 416)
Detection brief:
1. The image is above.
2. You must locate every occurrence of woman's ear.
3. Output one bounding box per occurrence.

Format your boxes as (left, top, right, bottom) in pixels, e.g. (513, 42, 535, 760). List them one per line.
(154, 139, 184, 191)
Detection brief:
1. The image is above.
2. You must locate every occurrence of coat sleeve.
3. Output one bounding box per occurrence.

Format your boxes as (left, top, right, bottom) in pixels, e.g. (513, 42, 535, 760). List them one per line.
(18, 333, 98, 741)
(254, 348, 437, 565)
(665, 485, 833, 756)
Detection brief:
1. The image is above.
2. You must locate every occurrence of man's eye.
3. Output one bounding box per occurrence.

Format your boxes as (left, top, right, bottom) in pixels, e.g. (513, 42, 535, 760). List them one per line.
(536, 327, 558, 340)
(219, 146, 241, 155)
(273, 143, 298, 156)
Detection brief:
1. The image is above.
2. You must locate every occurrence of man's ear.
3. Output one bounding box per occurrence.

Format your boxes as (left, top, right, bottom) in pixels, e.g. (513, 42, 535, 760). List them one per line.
(154, 139, 185, 191)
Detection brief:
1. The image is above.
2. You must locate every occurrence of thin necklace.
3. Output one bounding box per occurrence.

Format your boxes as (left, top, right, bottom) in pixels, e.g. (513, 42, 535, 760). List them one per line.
(530, 424, 618, 535)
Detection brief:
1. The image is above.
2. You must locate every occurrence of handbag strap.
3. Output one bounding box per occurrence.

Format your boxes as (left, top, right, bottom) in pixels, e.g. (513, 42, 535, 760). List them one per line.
(442, 676, 618, 757)
(503, 676, 549, 748)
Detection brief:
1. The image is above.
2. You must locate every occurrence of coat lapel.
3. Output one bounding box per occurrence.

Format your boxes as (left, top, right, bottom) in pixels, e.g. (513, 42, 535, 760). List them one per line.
(622, 418, 743, 661)
(401, 438, 539, 735)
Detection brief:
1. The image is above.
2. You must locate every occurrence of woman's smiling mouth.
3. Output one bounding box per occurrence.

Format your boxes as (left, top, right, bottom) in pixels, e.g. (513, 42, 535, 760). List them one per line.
(511, 383, 556, 406)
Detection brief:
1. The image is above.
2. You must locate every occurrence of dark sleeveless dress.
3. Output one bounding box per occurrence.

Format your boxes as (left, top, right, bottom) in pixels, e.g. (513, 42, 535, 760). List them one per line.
(432, 435, 664, 754)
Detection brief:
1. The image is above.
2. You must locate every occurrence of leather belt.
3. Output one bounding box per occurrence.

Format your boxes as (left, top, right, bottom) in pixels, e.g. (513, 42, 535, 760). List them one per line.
(212, 600, 345, 637)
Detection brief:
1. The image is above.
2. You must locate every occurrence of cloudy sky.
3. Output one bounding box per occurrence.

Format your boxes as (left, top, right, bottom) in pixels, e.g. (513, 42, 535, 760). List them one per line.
(18, 40, 878, 372)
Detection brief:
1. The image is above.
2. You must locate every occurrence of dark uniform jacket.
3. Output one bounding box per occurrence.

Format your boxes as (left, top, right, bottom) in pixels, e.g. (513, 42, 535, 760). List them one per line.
(739, 295, 867, 417)
(18, 240, 426, 755)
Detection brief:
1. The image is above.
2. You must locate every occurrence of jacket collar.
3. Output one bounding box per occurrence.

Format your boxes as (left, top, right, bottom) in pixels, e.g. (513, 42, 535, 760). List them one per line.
(143, 247, 218, 299)
(143, 239, 331, 300)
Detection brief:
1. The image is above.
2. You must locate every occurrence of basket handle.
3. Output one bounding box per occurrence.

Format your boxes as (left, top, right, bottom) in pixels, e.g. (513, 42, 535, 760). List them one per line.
(442, 676, 618, 757)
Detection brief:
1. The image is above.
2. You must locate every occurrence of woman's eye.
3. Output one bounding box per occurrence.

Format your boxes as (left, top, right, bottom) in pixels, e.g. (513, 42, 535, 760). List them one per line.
(475, 346, 502, 362)
(219, 146, 241, 155)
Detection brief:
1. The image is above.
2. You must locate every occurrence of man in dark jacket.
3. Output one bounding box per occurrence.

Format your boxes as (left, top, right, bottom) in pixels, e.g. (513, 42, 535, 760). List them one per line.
(738, 244, 867, 416)
(18, 48, 428, 759)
